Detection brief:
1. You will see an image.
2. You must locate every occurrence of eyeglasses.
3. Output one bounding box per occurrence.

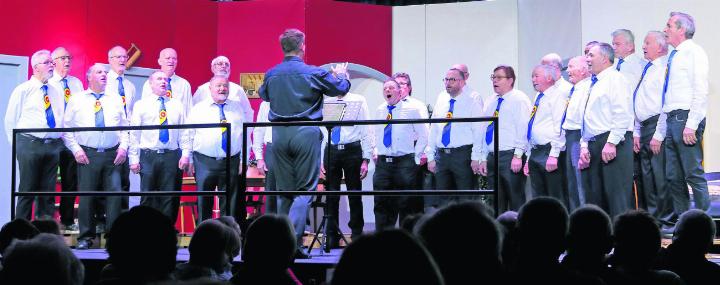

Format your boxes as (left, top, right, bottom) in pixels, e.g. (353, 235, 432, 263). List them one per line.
(490, 75, 509, 80)
(53, 55, 73, 61)
(443, 78, 460, 83)
(35, 61, 54, 66)
(110, 55, 129, 60)
(397, 82, 409, 86)
(214, 62, 230, 66)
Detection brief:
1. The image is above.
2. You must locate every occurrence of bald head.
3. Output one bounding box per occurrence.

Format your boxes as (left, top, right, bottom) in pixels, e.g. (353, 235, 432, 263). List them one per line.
(108, 46, 128, 74)
(158, 48, 178, 76)
(451, 63, 469, 80)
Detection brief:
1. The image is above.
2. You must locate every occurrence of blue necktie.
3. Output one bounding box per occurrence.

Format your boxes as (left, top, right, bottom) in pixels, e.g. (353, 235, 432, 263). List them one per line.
(118, 77, 127, 116)
(383, 105, 396, 148)
(158, 97, 169, 144)
(633, 61, 653, 104)
(616, 58, 624, 71)
(219, 103, 228, 155)
(560, 86, 575, 133)
(581, 75, 599, 139)
(441, 98, 456, 147)
(61, 78, 71, 108)
(527, 92, 544, 141)
(662, 50, 678, 107)
(93, 93, 105, 127)
(166, 77, 173, 98)
(42, 85, 56, 128)
(485, 97, 504, 145)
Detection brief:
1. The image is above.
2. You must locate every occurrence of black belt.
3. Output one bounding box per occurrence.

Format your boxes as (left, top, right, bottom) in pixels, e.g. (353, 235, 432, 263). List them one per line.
(531, 143, 551, 150)
(667, 109, 688, 117)
(81, 144, 119, 153)
(641, 114, 660, 127)
(141, 148, 178, 154)
(328, 140, 361, 151)
(19, 134, 61, 144)
(377, 153, 413, 163)
(437, 144, 472, 154)
(194, 151, 239, 161)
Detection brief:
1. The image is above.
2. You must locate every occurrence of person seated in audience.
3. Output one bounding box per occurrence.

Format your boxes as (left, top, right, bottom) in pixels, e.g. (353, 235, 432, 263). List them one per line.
(175, 219, 240, 281)
(415, 201, 505, 285)
(331, 229, 443, 285)
(655, 209, 720, 285)
(31, 218, 62, 235)
(509, 197, 604, 285)
(232, 214, 299, 285)
(216, 215, 243, 243)
(0, 218, 39, 257)
(605, 210, 684, 285)
(496, 210, 519, 271)
(0, 233, 84, 285)
(98, 206, 178, 285)
(561, 205, 614, 281)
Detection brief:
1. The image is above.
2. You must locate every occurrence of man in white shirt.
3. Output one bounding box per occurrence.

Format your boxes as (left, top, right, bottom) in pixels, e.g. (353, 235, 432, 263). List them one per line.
(478, 65, 531, 213)
(633, 31, 672, 221)
(523, 65, 566, 204)
(5, 50, 64, 221)
(107, 46, 138, 207)
(662, 12, 710, 219)
(63, 63, 128, 249)
(427, 67, 484, 207)
(180, 76, 244, 222)
(48, 47, 84, 230)
(130, 71, 188, 221)
(612, 29, 648, 86)
(373, 79, 427, 231)
(561, 56, 592, 212)
(323, 92, 373, 247)
(251, 101, 276, 213)
(192, 56, 253, 120)
(579, 43, 634, 218)
(541, 53, 573, 93)
(141, 48, 193, 118)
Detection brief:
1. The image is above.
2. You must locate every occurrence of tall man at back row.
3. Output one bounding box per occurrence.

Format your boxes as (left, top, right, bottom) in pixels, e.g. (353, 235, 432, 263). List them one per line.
(259, 28, 350, 257)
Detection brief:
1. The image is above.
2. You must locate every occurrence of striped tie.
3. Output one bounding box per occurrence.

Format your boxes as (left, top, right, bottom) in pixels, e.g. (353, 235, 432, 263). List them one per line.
(61, 78, 71, 108)
(219, 103, 228, 155)
(166, 77, 173, 99)
(159, 97, 169, 144)
(93, 93, 105, 127)
(42, 85, 56, 128)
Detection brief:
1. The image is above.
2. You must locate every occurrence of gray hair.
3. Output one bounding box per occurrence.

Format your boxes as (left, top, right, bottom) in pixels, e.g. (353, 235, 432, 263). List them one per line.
(31, 49, 51, 67)
(108, 46, 125, 57)
(51, 47, 68, 60)
(611, 29, 635, 44)
(86, 63, 107, 80)
(541, 53, 564, 72)
(595, 42, 615, 64)
(211, 55, 230, 69)
(534, 64, 558, 82)
(646, 31, 669, 53)
(209, 75, 229, 85)
(670, 12, 695, 39)
(279, 29, 305, 54)
(569, 56, 589, 72)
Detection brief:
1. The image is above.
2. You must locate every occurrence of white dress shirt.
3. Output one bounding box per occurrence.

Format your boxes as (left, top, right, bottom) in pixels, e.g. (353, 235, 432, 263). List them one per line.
(252, 101, 273, 160)
(107, 69, 138, 117)
(555, 77, 574, 96)
(129, 93, 188, 165)
(615, 52, 648, 89)
(562, 78, 591, 131)
(48, 73, 84, 107)
(527, 84, 566, 158)
(324, 93, 374, 160)
(62, 89, 128, 153)
(183, 99, 244, 159)
(580, 67, 633, 147)
(192, 81, 254, 124)
(374, 100, 428, 164)
(427, 87, 484, 161)
(661, 39, 709, 130)
(4, 77, 65, 142)
(403, 96, 429, 119)
(479, 89, 531, 162)
(142, 73, 193, 118)
(633, 55, 668, 141)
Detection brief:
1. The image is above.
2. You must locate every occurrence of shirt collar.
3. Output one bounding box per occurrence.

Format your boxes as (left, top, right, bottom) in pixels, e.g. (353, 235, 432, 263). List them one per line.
(283, 56, 303, 63)
(675, 39, 694, 51)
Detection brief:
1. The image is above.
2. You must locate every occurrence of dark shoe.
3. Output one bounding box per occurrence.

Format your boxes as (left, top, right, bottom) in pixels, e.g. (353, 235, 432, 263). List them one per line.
(76, 239, 93, 250)
(65, 223, 79, 232)
(294, 249, 312, 259)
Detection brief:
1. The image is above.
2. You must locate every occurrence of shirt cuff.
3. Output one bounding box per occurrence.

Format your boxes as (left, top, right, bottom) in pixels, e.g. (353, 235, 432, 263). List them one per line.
(129, 155, 139, 165)
(652, 132, 665, 142)
(685, 118, 700, 131)
(513, 148, 524, 158)
(549, 147, 561, 158)
(607, 133, 623, 145)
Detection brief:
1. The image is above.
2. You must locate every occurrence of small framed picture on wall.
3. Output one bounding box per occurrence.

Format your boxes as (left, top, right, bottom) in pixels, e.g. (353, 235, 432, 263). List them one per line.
(240, 73, 264, 98)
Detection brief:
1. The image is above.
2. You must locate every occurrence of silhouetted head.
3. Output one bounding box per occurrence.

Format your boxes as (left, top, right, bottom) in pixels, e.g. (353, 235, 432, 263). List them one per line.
(189, 219, 241, 269)
(1, 233, 84, 285)
(0, 218, 39, 256)
(612, 210, 661, 269)
(673, 209, 716, 255)
(517, 197, 569, 260)
(32, 218, 62, 235)
(242, 214, 296, 270)
(567, 205, 613, 257)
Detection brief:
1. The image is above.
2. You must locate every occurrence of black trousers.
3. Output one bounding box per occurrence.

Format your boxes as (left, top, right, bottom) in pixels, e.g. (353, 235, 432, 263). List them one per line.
(528, 144, 565, 203)
(373, 154, 420, 231)
(665, 110, 709, 220)
(59, 148, 78, 226)
(139, 149, 181, 222)
(486, 150, 526, 213)
(77, 146, 122, 240)
(324, 141, 365, 241)
(263, 143, 277, 214)
(434, 145, 476, 206)
(564, 129, 584, 212)
(193, 152, 239, 222)
(15, 135, 62, 220)
(637, 115, 672, 220)
(581, 131, 633, 218)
